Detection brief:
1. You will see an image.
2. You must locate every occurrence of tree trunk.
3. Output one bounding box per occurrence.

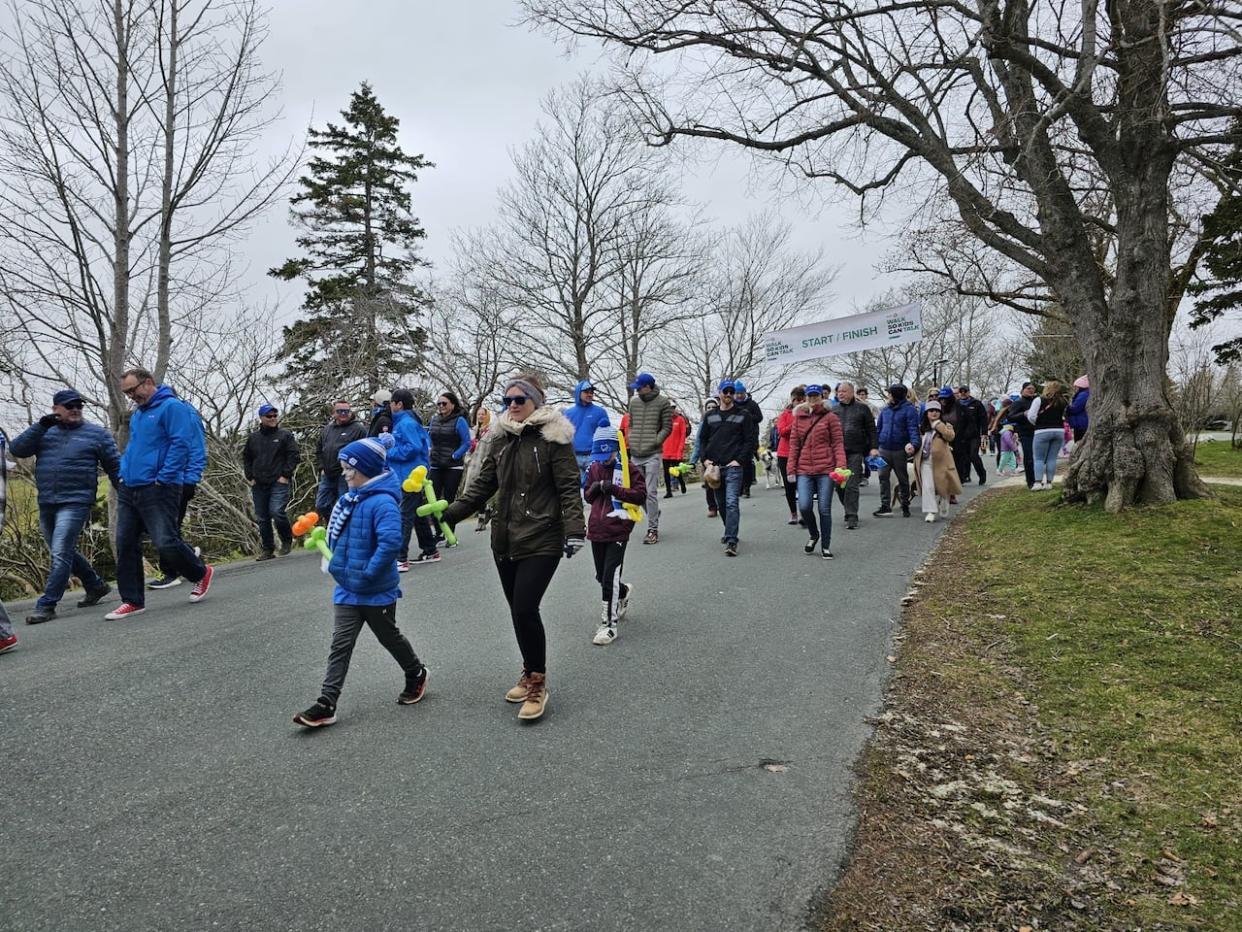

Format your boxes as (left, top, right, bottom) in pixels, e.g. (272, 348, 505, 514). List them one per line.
(109, 0, 132, 441)
(155, 0, 179, 382)
(1062, 148, 1211, 510)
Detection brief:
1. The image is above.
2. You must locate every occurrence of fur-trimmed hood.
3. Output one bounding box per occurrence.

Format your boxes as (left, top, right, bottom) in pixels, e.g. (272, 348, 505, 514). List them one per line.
(496, 404, 576, 446)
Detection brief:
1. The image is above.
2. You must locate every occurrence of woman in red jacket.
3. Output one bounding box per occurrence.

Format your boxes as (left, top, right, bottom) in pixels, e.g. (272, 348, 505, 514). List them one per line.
(661, 407, 690, 497)
(775, 385, 806, 524)
(786, 384, 846, 560)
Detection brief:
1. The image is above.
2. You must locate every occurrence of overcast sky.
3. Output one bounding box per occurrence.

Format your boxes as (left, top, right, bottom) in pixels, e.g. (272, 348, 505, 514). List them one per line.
(246, 0, 906, 328)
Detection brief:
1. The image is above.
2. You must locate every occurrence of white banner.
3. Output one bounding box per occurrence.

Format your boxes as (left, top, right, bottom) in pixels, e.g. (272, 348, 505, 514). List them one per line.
(763, 302, 924, 364)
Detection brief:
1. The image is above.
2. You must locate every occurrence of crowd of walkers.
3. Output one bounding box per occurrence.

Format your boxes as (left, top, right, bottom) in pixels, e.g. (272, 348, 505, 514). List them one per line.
(0, 366, 1090, 725)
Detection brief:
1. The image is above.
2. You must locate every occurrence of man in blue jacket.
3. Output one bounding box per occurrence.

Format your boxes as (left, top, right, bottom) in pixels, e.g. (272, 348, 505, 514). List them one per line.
(148, 395, 207, 590)
(106, 367, 214, 620)
(388, 388, 438, 569)
(564, 380, 611, 485)
(872, 383, 920, 518)
(10, 388, 120, 623)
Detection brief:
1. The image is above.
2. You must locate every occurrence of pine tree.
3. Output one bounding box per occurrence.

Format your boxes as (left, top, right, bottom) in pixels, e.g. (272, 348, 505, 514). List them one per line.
(271, 82, 432, 404)
(1188, 125, 1242, 365)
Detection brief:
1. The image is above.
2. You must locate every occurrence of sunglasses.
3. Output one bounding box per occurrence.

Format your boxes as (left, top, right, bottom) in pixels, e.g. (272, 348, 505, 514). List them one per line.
(262, 413, 278, 418)
(436, 401, 451, 407)
(63, 402, 84, 410)
(334, 408, 351, 414)
(721, 388, 735, 395)
(500, 395, 530, 407)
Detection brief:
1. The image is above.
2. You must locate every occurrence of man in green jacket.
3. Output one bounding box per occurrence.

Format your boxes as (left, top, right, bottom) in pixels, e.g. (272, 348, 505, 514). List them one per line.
(624, 372, 673, 544)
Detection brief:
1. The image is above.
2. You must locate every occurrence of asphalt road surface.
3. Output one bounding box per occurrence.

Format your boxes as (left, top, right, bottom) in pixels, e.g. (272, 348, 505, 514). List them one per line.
(1, 476, 981, 932)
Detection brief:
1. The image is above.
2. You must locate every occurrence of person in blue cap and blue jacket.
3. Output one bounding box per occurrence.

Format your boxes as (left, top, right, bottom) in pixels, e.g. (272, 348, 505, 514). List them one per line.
(10, 387, 120, 624)
(564, 379, 611, 486)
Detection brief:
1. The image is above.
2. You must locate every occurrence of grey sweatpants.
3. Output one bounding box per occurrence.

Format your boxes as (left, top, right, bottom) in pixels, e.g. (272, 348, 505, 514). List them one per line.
(320, 602, 422, 705)
(631, 453, 662, 532)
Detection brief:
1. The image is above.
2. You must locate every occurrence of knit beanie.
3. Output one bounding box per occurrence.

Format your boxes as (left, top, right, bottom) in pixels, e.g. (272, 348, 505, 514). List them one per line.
(591, 425, 620, 462)
(503, 376, 545, 409)
(339, 433, 393, 477)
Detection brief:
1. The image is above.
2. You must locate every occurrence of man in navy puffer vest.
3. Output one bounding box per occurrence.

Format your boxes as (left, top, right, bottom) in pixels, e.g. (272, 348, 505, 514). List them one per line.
(10, 388, 120, 624)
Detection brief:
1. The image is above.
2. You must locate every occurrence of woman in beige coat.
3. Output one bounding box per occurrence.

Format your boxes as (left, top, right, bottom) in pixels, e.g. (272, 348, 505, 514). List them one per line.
(912, 401, 962, 523)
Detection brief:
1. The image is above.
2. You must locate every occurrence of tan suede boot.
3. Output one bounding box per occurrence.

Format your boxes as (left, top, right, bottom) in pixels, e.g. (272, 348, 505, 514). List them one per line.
(517, 672, 549, 721)
(505, 670, 533, 704)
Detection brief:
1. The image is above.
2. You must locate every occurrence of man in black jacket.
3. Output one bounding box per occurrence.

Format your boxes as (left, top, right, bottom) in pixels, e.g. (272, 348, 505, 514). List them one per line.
(697, 381, 753, 556)
(315, 400, 366, 515)
(954, 385, 989, 485)
(732, 381, 763, 497)
(243, 404, 301, 559)
(832, 382, 878, 529)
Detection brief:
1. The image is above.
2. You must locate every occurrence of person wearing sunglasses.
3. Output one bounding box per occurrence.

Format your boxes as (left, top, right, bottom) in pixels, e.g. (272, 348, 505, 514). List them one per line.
(443, 373, 585, 722)
(9, 388, 120, 624)
(427, 392, 472, 524)
(243, 405, 302, 561)
(315, 400, 366, 517)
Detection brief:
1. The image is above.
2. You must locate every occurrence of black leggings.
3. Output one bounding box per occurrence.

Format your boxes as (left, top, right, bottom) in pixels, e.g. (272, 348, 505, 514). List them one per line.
(495, 554, 560, 674)
(776, 455, 797, 514)
(661, 458, 686, 493)
(705, 485, 717, 510)
(428, 466, 463, 504)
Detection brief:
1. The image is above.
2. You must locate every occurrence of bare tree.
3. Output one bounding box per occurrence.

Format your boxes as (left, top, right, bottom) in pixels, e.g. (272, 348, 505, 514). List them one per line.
(0, 0, 293, 439)
(524, 0, 1242, 510)
(653, 214, 836, 411)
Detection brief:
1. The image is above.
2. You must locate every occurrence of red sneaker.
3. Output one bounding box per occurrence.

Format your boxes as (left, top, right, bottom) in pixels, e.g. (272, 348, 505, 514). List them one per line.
(0, 633, 17, 653)
(189, 564, 214, 603)
(104, 603, 146, 621)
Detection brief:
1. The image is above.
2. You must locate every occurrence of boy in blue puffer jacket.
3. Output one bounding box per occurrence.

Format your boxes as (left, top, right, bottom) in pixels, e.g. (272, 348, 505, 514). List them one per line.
(293, 434, 428, 728)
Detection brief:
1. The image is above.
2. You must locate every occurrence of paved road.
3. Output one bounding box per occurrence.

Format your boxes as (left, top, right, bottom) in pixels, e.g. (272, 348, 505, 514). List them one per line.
(1, 476, 981, 932)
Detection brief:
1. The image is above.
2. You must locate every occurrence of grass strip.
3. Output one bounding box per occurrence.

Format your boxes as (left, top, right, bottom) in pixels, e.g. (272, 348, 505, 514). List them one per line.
(822, 487, 1241, 930)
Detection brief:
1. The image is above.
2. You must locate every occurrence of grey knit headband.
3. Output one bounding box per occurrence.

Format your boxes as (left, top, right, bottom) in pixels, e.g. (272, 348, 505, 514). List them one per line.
(504, 378, 545, 409)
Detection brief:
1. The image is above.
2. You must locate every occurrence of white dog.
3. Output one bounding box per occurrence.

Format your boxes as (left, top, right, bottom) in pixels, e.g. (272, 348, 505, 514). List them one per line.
(758, 448, 781, 489)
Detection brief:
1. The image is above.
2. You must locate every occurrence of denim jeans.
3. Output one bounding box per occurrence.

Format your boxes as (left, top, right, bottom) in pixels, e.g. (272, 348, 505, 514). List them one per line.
(0, 598, 12, 640)
(575, 453, 591, 490)
(315, 473, 348, 518)
(716, 464, 743, 544)
(36, 502, 102, 610)
(115, 483, 207, 606)
(796, 474, 834, 544)
(251, 481, 293, 553)
(399, 489, 437, 561)
(1032, 428, 1064, 483)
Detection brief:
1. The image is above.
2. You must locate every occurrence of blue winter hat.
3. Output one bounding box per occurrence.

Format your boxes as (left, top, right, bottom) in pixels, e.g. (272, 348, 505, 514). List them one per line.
(628, 372, 656, 390)
(1008, 392, 1020, 401)
(258, 403, 278, 417)
(805, 384, 824, 396)
(733, 380, 748, 394)
(937, 386, 954, 399)
(591, 425, 619, 462)
(339, 433, 393, 478)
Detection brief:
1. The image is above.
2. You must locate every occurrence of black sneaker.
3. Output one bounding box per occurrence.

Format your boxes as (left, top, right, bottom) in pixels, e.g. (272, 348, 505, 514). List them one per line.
(901, 504, 911, 518)
(398, 666, 429, 705)
(147, 574, 182, 590)
(411, 550, 441, 566)
(725, 542, 738, 557)
(804, 536, 819, 554)
(25, 606, 55, 625)
(846, 518, 859, 530)
(873, 506, 893, 518)
(293, 698, 337, 728)
(787, 516, 799, 525)
(77, 583, 112, 608)
(255, 551, 275, 562)
(822, 548, 834, 560)
(278, 540, 293, 556)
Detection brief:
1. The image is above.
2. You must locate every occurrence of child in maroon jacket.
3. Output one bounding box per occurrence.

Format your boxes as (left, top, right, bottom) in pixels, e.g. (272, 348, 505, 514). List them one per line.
(583, 426, 647, 645)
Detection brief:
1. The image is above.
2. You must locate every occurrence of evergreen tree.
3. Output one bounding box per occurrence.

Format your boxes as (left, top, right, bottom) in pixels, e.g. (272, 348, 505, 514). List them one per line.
(1188, 125, 1242, 365)
(271, 82, 432, 405)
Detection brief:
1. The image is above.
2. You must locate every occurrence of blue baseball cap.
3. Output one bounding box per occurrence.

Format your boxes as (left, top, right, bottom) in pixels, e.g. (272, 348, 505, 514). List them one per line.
(628, 372, 656, 390)
(53, 388, 84, 406)
(937, 386, 954, 399)
(718, 379, 735, 393)
(805, 384, 824, 396)
(258, 403, 278, 417)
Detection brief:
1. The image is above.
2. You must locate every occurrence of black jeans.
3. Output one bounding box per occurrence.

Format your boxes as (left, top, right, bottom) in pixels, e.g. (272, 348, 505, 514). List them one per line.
(495, 554, 560, 674)
(661, 458, 686, 494)
(705, 485, 717, 511)
(116, 483, 206, 606)
(319, 602, 422, 706)
(878, 448, 912, 509)
(427, 466, 463, 505)
(158, 483, 198, 577)
(835, 452, 865, 520)
(399, 489, 438, 561)
(776, 455, 798, 515)
(1019, 431, 1036, 487)
(591, 541, 629, 623)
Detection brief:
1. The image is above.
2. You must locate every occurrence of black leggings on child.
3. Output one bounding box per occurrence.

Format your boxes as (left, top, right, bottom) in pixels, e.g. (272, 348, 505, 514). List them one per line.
(591, 541, 629, 623)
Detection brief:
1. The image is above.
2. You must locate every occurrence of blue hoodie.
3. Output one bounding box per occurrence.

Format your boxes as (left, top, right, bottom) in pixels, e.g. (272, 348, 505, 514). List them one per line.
(119, 385, 202, 487)
(387, 408, 431, 485)
(328, 470, 403, 605)
(563, 380, 611, 454)
(1067, 387, 1089, 433)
